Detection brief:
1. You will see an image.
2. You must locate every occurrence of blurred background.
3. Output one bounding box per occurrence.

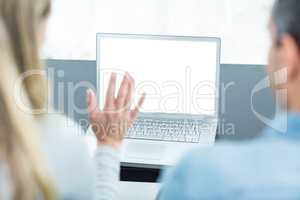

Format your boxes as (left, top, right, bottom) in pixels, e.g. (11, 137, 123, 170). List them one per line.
(43, 0, 277, 187)
(43, 0, 274, 64)
(44, 0, 276, 141)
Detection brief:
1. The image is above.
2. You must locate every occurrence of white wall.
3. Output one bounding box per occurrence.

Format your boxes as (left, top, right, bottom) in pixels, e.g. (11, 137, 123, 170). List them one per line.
(44, 0, 275, 65)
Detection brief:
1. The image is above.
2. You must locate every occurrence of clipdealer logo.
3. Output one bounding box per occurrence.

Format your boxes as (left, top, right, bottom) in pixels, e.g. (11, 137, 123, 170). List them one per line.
(251, 68, 288, 133)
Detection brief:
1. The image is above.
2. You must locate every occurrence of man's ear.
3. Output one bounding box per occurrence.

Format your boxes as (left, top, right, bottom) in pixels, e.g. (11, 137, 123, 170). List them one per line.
(281, 34, 300, 81)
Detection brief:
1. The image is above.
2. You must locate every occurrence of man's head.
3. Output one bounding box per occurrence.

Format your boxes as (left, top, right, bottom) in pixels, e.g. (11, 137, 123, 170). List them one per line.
(268, 0, 300, 92)
(267, 0, 300, 111)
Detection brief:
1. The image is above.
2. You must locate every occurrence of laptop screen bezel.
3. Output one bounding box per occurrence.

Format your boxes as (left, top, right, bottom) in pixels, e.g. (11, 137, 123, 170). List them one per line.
(96, 33, 221, 120)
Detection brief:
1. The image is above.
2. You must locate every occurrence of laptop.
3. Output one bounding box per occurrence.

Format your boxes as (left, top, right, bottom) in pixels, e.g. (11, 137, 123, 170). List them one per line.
(88, 33, 221, 167)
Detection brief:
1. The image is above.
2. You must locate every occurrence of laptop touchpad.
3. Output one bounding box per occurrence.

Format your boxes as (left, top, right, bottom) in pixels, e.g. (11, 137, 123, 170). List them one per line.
(125, 142, 166, 160)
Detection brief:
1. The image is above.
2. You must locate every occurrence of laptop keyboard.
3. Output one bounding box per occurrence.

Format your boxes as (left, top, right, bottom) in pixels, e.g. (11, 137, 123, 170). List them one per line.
(127, 118, 212, 143)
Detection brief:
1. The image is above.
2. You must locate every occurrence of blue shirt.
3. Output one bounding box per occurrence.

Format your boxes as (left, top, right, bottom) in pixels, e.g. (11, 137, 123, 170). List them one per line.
(160, 112, 300, 200)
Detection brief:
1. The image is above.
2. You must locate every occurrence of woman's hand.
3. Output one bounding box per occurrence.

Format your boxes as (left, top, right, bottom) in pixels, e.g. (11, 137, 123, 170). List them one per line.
(86, 72, 145, 149)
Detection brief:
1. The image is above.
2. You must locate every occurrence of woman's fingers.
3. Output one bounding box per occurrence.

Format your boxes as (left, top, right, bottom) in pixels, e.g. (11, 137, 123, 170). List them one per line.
(130, 93, 146, 121)
(102, 72, 145, 120)
(86, 89, 98, 119)
(116, 73, 130, 109)
(104, 73, 117, 110)
(124, 73, 134, 111)
(88, 72, 146, 149)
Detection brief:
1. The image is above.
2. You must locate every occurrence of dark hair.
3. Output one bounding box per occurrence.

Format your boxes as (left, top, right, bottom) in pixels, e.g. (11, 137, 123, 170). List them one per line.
(272, 0, 300, 47)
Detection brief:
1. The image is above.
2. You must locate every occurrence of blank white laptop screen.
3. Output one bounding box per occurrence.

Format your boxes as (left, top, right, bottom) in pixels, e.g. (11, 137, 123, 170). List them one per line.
(97, 35, 219, 116)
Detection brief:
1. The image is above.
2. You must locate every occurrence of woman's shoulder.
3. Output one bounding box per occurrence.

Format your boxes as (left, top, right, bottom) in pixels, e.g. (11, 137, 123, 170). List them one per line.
(0, 162, 12, 200)
(37, 112, 82, 136)
(36, 113, 95, 199)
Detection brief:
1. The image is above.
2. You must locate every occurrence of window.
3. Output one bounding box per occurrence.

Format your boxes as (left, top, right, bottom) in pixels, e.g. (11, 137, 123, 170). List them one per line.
(44, 0, 274, 64)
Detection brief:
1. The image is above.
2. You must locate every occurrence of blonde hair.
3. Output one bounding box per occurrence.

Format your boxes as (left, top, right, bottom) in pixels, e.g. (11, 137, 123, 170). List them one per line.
(0, 0, 56, 199)
(0, 0, 50, 110)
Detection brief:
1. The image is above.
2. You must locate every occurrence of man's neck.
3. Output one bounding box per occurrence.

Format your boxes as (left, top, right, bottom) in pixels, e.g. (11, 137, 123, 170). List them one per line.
(287, 83, 300, 113)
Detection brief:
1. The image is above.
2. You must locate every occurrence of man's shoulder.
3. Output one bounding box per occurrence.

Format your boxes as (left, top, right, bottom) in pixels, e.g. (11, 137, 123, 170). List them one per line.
(161, 137, 300, 199)
(175, 137, 300, 185)
(183, 138, 296, 168)
(182, 141, 257, 165)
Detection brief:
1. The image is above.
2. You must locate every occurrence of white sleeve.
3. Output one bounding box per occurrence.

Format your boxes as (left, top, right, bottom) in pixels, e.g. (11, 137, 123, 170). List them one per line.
(94, 145, 121, 200)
